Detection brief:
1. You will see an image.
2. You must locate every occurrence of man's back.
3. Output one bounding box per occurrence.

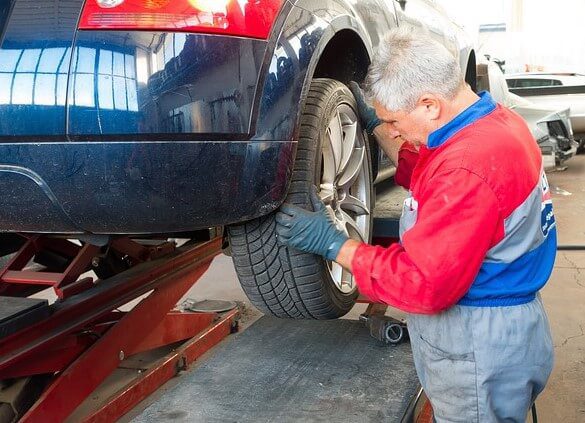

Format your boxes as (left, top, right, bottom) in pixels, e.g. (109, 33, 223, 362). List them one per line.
(428, 103, 543, 215)
(408, 99, 557, 306)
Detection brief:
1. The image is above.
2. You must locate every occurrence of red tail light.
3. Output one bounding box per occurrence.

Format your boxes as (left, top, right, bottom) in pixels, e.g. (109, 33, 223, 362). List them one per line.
(78, 0, 284, 40)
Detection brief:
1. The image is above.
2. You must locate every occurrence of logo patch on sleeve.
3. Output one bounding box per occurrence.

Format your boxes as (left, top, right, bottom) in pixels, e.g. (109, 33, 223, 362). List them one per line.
(540, 171, 556, 237)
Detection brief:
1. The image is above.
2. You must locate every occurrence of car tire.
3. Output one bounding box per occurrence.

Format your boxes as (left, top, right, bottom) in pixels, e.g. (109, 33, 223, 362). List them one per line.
(228, 78, 373, 319)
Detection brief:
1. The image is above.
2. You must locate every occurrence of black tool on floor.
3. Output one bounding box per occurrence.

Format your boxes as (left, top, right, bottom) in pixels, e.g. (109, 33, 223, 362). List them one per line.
(359, 313, 409, 345)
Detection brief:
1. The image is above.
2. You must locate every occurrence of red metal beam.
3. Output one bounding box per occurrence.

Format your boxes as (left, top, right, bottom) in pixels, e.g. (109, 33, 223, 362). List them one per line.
(356, 294, 376, 304)
(83, 308, 238, 423)
(0, 238, 221, 375)
(2, 270, 62, 285)
(1, 243, 98, 294)
(19, 239, 221, 422)
(127, 311, 216, 356)
(54, 243, 100, 297)
(1, 312, 220, 380)
(59, 277, 96, 299)
(0, 236, 39, 274)
(0, 236, 94, 297)
(416, 399, 434, 423)
(0, 333, 98, 379)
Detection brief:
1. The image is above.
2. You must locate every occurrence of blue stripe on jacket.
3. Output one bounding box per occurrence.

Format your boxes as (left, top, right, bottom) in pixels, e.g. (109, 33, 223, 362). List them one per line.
(458, 228, 557, 307)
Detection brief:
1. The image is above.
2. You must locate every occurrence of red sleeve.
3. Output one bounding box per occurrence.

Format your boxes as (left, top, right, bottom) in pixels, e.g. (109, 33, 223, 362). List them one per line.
(394, 142, 419, 189)
(352, 169, 503, 314)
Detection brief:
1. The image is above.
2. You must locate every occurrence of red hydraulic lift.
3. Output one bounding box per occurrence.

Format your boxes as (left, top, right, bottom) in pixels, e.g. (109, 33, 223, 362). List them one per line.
(0, 233, 238, 422)
(0, 211, 432, 422)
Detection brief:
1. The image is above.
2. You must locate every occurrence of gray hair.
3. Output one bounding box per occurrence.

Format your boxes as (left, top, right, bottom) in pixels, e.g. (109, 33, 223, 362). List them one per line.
(366, 27, 464, 111)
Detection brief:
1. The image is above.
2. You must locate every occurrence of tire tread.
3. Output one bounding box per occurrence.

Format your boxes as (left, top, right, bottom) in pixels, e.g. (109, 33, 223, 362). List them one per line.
(228, 78, 370, 319)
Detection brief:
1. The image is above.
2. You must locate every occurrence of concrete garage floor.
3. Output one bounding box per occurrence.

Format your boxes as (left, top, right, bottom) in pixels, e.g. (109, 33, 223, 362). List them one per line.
(185, 155, 585, 422)
(537, 155, 585, 422)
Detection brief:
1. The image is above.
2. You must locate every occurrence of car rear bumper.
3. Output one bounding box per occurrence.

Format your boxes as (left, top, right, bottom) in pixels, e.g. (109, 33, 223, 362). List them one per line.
(556, 140, 578, 164)
(0, 140, 295, 234)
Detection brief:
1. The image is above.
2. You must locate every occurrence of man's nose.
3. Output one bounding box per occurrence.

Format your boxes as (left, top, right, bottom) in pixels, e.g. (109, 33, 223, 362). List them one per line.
(388, 128, 401, 139)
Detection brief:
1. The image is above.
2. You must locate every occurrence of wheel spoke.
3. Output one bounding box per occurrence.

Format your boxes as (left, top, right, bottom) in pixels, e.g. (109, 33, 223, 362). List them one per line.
(339, 193, 370, 216)
(325, 204, 337, 222)
(327, 110, 344, 173)
(319, 184, 335, 205)
(337, 146, 365, 189)
(339, 209, 365, 241)
(339, 121, 358, 175)
(321, 143, 336, 186)
(339, 264, 354, 290)
(330, 262, 343, 284)
(342, 271, 354, 290)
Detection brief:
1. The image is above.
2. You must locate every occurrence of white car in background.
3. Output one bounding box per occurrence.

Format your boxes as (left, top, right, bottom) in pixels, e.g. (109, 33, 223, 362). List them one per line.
(506, 73, 585, 152)
(478, 62, 577, 169)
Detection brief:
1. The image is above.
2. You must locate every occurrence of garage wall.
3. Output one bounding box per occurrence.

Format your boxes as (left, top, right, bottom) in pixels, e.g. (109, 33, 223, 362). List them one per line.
(437, 0, 585, 74)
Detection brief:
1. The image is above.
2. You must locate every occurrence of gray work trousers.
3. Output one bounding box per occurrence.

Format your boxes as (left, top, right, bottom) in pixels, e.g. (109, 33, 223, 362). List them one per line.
(407, 296, 554, 422)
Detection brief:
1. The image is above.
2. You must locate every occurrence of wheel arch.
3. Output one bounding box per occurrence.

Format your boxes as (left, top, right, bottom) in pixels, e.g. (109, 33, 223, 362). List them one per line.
(294, 16, 374, 138)
(251, 3, 378, 180)
(312, 28, 372, 84)
(307, 28, 380, 178)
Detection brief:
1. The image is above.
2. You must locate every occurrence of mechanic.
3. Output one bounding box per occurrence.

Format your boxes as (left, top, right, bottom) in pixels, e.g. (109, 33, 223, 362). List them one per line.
(275, 27, 555, 422)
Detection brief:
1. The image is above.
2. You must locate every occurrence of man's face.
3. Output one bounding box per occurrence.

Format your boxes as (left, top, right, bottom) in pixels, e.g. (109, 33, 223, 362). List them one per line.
(373, 96, 440, 146)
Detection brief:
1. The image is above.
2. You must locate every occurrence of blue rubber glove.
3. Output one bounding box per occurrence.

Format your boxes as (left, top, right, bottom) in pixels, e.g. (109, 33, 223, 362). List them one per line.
(348, 81, 382, 135)
(275, 187, 349, 261)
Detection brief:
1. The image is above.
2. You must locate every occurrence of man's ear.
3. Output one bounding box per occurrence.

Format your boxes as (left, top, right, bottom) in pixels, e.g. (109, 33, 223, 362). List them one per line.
(418, 94, 441, 120)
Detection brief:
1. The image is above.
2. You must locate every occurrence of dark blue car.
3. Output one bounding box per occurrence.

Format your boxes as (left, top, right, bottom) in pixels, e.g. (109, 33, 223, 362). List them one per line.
(0, 0, 476, 319)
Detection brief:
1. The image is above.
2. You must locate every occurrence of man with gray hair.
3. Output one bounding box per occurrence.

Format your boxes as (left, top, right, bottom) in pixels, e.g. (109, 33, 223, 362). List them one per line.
(275, 27, 555, 422)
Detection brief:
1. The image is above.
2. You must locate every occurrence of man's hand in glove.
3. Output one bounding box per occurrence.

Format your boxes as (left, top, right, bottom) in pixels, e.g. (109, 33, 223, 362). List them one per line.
(348, 81, 382, 135)
(275, 187, 349, 261)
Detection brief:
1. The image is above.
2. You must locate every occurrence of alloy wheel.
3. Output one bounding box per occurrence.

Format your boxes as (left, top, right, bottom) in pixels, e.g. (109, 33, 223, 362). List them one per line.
(320, 103, 371, 294)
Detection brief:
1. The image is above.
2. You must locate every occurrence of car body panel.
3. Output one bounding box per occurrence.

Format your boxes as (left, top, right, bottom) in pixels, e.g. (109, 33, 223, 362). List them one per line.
(0, 1, 13, 42)
(478, 62, 577, 168)
(0, 140, 294, 234)
(0, 0, 83, 137)
(506, 73, 585, 136)
(511, 104, 577, 168)
(0, 0, 297, 234)
(0, 0, 474, 235)
(68, 32, 266, 137)
(509, 92, 585, 135)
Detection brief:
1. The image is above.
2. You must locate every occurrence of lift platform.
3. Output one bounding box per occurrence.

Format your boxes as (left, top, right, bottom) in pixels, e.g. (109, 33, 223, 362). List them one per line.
(133, 316, 427, 422)
(0, 182, 429, 422)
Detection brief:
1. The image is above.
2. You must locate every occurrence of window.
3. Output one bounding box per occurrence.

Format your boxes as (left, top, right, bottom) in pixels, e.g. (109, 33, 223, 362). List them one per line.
(152, 33, 187, 73)
(0, 45, 140, 112)
(0, 47, 70, 106)
(73, 46, 139, 111)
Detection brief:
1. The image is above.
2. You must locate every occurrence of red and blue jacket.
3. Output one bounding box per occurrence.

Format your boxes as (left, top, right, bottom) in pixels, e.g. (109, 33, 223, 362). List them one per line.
(353, 92, 557, 314)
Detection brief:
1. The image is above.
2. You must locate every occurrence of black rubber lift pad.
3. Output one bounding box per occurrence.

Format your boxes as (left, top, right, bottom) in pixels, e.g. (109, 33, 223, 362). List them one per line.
(134, 317, 419, 422)
(0, 296, 50, 339)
